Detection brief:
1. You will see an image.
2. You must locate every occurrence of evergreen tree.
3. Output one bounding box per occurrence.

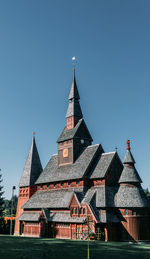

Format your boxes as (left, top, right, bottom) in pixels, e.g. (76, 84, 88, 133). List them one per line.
(0, 171, 4, 217)
(144, 188, 150, 201)
(3, 195, 18, 216)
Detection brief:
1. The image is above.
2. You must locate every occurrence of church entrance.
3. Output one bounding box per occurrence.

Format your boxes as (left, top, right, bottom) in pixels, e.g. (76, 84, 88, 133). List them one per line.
(95, 224, 105, 240)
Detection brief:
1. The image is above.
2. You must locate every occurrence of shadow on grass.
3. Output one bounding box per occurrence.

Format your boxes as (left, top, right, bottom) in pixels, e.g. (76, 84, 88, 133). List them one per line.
(0, 235, 150, 259)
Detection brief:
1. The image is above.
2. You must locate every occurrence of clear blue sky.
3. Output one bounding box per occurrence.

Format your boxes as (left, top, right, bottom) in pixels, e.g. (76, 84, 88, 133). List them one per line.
(0, 0, 150, 199)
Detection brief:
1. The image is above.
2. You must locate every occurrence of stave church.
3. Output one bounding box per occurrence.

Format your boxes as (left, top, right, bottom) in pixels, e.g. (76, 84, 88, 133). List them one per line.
(15, 65, 150, 241)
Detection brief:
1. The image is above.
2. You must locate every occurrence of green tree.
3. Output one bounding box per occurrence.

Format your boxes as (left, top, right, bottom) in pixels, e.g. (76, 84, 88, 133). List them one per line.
(3, 195, 18, 217)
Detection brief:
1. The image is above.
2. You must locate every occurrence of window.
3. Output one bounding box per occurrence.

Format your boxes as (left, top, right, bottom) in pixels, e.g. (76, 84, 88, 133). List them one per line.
(76, 180, 80, 185)
(80, 208, 82, 214)
(81, 139, 84, 144)
(61, 183, 64, 187)
(132, 210, 136, 216)
(68, 182, 72, 186)
(124, 209, 128, 216)
(75, 208, 78, 214)
(83, 208, 86, 215)
(54, 183, 57, 188)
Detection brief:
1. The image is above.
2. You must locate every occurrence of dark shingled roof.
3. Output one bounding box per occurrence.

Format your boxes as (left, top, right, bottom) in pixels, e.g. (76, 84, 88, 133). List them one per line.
(99, 210, 120, 223)
(17, 211, 41, 221)
(48, 212, 86, 223)
(96, 186, 117, 207)
(123, 150, 135, 164)
(36, 144, 101, 184)
(66, 100, 83, 118)
(18, 210, 86, 223)
(82, 189, 120, 223)
(19, 137, 43, 187)
(119, 166, 142, 183)
(90, 152, 116, 179)
(23, 189, 75, 209)
(115, 185, 150, 207)
(57, 119, 93, 143)
(82, 188, 96, 204)
(82, 186, 117, 208)
(66, 70, 83, 119)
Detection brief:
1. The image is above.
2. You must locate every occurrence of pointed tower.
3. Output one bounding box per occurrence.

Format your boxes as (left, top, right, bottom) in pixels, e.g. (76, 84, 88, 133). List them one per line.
(66, 68, 83, 129)
(119, 140, 142, 184)
(14, 135, 42, 235)
(116, 140, 150, 241)
(19, 136, 43, 187)
(117, 140, 149, 208)
(57, 64, 93, 166)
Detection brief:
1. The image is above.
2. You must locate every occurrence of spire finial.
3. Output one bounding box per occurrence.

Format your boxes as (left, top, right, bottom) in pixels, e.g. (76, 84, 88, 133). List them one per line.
(32, 131, 36, 139)
(126, 140, 130, 150)
(72, 56, 76, 74)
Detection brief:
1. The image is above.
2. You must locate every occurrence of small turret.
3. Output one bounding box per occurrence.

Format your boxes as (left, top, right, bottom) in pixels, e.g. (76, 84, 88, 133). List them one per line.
(119, 140, 142, 184)
(116, 140, 149, 208)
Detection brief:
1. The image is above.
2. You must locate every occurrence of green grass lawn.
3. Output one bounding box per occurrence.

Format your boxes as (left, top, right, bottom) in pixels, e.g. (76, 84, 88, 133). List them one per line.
(0, 235, 150, 259)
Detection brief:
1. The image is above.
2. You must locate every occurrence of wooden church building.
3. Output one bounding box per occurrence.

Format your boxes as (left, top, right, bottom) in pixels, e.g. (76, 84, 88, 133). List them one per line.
(15, 67, 150, 241)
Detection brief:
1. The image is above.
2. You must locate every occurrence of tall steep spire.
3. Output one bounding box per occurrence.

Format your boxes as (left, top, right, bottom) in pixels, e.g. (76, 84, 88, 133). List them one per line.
(57, 60, 93, 165)
(66, 66, 83, 129)
(19, 135, 43, 187)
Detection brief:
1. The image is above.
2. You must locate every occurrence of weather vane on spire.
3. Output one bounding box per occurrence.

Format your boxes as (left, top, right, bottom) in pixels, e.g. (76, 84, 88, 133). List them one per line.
(72, 56, 76, 70)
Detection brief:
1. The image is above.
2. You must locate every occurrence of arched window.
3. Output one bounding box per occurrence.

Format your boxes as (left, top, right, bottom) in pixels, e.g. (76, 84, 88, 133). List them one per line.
(80, 208, 82, 214)
(75, 208, 78, 214)
(72, 208, 74, 214)
(83, 208, 86, 215)
(124, 209, 128, 215)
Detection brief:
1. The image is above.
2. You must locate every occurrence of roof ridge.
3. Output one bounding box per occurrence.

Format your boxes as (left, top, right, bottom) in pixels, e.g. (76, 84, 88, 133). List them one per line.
(87, 144, 100, 148)
(102, 151, 116, 155)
